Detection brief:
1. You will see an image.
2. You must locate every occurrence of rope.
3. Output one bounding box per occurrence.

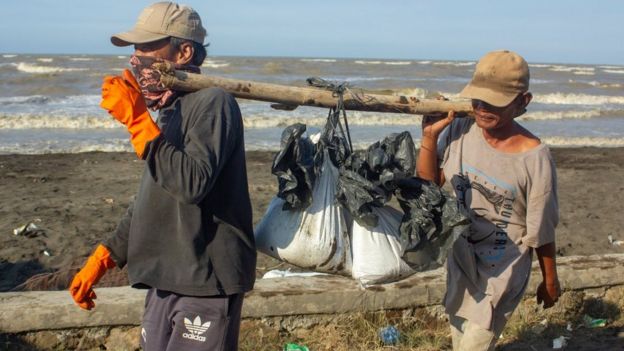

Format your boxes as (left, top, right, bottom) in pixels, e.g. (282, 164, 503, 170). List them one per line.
(306, 77, 353, 152)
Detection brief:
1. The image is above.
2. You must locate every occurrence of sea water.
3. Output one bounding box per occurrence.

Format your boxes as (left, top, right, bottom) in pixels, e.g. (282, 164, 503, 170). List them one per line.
(1, 54, 623, 154)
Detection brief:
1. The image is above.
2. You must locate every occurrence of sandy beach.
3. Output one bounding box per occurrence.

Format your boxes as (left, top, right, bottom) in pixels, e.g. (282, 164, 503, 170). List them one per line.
(1, 147, 623, 292)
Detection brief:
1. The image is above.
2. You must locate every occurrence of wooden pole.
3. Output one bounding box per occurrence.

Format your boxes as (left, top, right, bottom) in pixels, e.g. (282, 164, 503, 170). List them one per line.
(154, 62, 473, 116)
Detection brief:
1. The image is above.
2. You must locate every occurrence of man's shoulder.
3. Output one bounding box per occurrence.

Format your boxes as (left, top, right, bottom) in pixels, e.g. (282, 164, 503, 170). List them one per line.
(187, 87, 235, 104)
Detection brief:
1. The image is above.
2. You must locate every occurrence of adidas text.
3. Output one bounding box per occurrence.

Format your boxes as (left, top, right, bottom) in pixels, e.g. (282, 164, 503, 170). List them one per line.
(183, 333, 206, 342)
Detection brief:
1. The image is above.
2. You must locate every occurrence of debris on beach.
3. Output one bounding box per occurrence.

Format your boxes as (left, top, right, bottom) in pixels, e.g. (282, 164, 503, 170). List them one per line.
(12, 222, 46, 238)
(283, 343, 310, 351)
(583, 314, 607, 328)
(607, 234, 624, 247)
(262, 269, 328, 279)
(378, 325, 400, 345)
(552, 335, 568, 349)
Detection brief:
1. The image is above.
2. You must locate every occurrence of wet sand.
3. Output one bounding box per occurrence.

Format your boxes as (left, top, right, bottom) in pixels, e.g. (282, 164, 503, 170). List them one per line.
(1, 148, 623, 291)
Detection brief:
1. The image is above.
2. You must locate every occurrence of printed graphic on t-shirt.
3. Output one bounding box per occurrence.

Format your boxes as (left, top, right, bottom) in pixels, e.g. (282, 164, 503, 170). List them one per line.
(453, 163, 517, 265)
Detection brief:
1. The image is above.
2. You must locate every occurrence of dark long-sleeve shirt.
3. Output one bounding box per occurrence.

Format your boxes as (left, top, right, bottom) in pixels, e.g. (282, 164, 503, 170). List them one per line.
(105, 87, 256, 296)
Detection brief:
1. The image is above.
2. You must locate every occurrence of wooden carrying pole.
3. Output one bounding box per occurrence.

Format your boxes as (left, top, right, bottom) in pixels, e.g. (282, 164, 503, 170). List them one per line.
(154, 62, 473, 116)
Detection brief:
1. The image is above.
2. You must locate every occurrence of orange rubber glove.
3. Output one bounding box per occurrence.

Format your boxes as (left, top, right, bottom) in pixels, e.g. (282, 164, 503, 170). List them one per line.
(69, 244, 116, 310)
(100, 69, 160, 159)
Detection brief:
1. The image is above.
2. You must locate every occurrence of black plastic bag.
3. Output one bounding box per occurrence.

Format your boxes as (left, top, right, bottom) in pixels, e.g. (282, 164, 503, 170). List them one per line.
(394, 177, 470, 269)
(336, 131, 416, 226)
(271, 123, 316, 210)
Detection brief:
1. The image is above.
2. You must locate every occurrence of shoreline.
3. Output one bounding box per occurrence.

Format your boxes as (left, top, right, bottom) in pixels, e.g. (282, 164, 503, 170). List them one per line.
(1, 147, 623, 291)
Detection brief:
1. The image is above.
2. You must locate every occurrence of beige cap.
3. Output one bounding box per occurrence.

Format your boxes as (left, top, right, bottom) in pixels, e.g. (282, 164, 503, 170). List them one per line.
(111, 2, 206, 46)
(459, 50, 530, 107)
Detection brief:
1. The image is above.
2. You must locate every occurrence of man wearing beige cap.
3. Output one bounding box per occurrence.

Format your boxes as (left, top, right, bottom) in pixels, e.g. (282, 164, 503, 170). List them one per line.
(69, 2, 256, 350)
(417, 50, 561, 350)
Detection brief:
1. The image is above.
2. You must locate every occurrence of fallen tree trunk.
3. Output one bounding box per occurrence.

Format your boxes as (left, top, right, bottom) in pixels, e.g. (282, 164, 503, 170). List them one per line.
(154, 62, 473, 116)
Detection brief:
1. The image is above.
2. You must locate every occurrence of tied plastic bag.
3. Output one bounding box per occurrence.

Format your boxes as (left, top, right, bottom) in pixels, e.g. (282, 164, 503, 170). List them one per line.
(255, 152, 352, 274)
(272, 123, 316, 210)
(351, 206, 414, 286)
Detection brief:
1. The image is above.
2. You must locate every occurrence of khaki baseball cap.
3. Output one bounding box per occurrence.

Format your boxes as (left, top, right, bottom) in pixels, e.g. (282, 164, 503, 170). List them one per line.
(459, 50, 530, 107)
(111, 2, 206, 47)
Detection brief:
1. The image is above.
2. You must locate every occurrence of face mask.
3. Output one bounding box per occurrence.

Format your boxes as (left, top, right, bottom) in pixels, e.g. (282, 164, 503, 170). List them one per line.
(129, 55, 201, 110)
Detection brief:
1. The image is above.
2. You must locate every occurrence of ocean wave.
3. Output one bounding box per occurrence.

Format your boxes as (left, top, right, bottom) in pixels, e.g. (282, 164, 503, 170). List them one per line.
(599, 65, 623, 69)
(0, 114, 120, 129)
(354, 60, 411, 65)
(568, 80, 623, 89)
(519, 110, 603, 121)
(533, 93, 624, 105)
(603, 69, 624, 75)
(417, 61, 432, 64)
(573, 71, 595, 76)
(300, 58, 337, 63)
(548, 65, 594, 73)
(0, 138, 132, 155)
(117, 56, 127, 59)
(201, 59, 230, 68)
(242, 112, 421, 129)
(70, 57, 95, 61)
(384, 61, 412, 65)
(542, 136, 624, 148)
(432, 61, 475, 67)
(0, 95, 51, 106)
(14, 62, 88, 74)
(2, 54, 17, 58)
(36, 58, 54, 63)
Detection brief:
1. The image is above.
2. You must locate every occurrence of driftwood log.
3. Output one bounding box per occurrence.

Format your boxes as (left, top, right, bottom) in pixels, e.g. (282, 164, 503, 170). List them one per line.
(154, 62, 473, 116)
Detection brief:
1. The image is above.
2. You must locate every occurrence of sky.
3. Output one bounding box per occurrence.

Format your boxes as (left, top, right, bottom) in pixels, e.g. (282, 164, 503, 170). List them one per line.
(1, 0, 623, 65)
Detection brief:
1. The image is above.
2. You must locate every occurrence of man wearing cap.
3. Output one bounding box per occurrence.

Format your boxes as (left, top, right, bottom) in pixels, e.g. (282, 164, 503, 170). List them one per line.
(417, 50, 561, 350)
(68, 2, 256, 350)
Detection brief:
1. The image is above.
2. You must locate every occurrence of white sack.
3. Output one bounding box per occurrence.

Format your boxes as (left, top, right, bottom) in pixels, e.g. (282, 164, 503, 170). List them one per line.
(351, 206, 414, 286)
(254, 153, 351, 274)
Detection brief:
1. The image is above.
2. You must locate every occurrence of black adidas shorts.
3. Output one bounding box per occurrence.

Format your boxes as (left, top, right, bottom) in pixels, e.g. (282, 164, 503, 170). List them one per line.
(140, 289, 244, 351)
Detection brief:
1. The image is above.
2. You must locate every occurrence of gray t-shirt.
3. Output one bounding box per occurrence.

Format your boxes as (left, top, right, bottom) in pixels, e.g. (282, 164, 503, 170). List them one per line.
(438, 118, 558, 333)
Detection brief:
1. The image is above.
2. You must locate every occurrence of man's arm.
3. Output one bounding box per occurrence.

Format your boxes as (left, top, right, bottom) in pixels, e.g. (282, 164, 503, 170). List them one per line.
(535, 241, 561, 308)
(416, 112, 454, 185)
(145, 89, 240, 204)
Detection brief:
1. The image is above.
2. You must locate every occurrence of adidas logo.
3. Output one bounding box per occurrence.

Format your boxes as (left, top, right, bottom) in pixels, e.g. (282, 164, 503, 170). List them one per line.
(182, 316, 211, 342)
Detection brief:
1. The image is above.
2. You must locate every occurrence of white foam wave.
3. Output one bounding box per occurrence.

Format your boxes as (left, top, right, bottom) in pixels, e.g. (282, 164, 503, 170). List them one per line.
(603, 69, 624, 75)
(548, 65, 594, 73)
(599, 65, 623, 69)
(417, 61, 432, 64)
(300, 58, 337, 63)
(70, 57, 95, 61)
(117, 55, 127, 59)
(573, 71, 595, 76)
(391, 88, 429, 98)
(432, 61, 475, 67)
(2, 54, 17, 58)
(243, 112, 421, 129)
(36, 58, 54, 63)
(0, 139, 133, 155)
(15, 62, 88, 74)
(533, 93, 624, 105)
(0, 114, 121, 129)
(354, 60, 411, 65)
(354, 60, 383, 65)
(529, 64, 553, 68)
(567, 80, 623, 89)
(542, 137, 624, 148)
(518, 110, 603, 121)
(201, 59, 229, 68)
